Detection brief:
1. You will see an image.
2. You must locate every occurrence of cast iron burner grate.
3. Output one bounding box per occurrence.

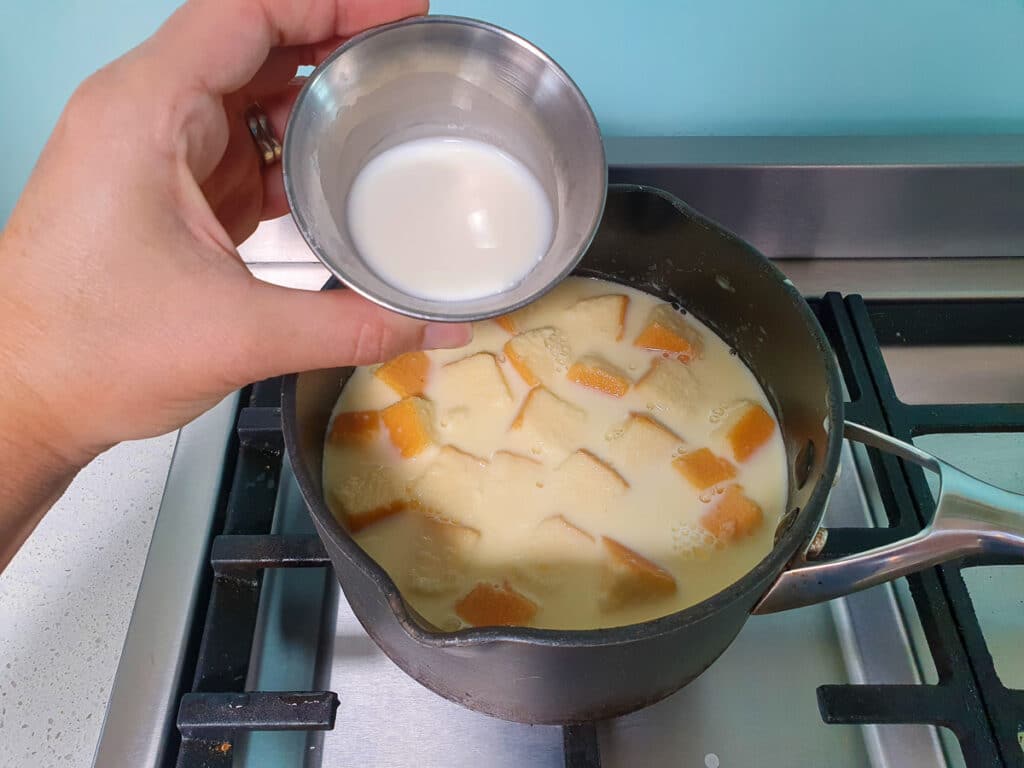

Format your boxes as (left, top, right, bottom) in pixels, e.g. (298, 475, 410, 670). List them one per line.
(170, 294, 1024, 768)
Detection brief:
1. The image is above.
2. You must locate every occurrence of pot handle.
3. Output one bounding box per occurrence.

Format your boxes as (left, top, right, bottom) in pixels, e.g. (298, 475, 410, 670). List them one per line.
(753, 421, 1024, 614)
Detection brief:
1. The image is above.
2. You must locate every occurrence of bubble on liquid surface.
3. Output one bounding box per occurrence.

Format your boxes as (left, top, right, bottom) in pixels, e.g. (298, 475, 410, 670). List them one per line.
(543, 331, 572, 372)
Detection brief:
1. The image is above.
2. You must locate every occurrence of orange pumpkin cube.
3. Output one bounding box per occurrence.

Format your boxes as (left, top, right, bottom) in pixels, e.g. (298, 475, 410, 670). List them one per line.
(600, 537, 677, 611)
(725, 402, 777, 461)
(381, 397, 435, 458)
(495, 315, 517, 334)
(567, 356, 631, 397)
(328, 410, 380, 446)
(700, 485, 763, 541)
(374, 351, 430, 397)
(633, 305, 703, 361)
(455, 581, 538, 627)
(673, 447, 737, 489)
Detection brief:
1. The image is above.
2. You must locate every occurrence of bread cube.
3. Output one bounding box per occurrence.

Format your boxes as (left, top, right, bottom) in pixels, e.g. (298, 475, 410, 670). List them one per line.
(409, 445, 488, 525)
(490, 450, 544, 488)
(374, 351, 430, 397)
(673, 447, 737, 490)
(455, 581, 538, 627)
(326, 464, 407, 533)
(504, 327, 571, 387)
(565, 294, 629, 341)
(634, 358, 701, 414)
(517, 515, 601, 593)
(567, 355, 631, 398)
(478, 451, 546, 522)
(493, 295, 551, 335)
(599, 537, 677, 611)
(381, 397, 436, 458)
(510, 387, 586, 457)
(633, 304, 703, 361)
(555, 449, 629, 500)
(606, 413, 683, 471)
(722, 401, 777, 461)
(530, 515, 596, 559)
(441, 352, 512, 410)
(700, 485, 763, 542)
(328, 410, 380, 446)
(407, 515, 481, 597)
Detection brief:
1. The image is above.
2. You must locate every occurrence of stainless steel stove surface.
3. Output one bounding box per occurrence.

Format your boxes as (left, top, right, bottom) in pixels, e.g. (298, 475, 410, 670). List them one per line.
(93, 142, 1024, 768)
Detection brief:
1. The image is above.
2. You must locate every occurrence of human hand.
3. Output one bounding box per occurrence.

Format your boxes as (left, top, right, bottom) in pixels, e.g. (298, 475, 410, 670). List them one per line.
(0, 0, 470, 561)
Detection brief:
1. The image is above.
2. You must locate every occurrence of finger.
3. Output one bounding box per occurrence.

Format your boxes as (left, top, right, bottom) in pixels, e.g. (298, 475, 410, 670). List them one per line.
(151, 0, 427, 97)
(239, 281, 472, 381)
(246, 37, 344, 96)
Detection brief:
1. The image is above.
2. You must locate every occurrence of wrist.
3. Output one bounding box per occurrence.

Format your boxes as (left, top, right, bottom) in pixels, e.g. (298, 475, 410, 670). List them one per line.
(0, 379, 84, 568)
(0, 232, 102, 475)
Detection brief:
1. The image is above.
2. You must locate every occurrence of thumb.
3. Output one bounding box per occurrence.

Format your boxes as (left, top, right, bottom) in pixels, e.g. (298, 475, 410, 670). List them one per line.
(239, 281, 472, 381)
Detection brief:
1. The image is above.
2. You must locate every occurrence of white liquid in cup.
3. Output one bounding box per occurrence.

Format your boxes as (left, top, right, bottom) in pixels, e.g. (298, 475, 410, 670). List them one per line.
(346, 137, 554, 302)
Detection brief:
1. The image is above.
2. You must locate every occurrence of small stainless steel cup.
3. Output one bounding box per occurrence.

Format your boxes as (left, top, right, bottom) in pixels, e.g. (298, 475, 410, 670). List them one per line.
(282, 16, 606, 322)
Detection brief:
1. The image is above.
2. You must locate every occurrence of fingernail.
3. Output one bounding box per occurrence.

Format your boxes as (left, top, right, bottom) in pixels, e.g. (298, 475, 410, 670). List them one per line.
(422, 322, 473, 349)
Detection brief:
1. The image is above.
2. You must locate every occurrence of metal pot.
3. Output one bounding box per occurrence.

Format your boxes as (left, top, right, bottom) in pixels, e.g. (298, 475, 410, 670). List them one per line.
(281, 185, 1024, 724)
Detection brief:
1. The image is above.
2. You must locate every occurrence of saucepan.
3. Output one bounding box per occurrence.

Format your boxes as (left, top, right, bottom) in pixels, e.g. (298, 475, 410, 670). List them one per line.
(281, 185, 1024, 724)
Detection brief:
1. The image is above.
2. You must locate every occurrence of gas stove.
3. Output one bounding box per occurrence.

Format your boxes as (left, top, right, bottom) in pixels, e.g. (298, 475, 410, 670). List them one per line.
(92, 138, 1024, 768)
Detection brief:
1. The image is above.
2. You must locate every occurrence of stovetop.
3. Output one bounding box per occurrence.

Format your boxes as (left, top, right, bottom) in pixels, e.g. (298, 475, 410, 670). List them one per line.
(91, 150, 1024, 768)
(92, 293, 1024, 768)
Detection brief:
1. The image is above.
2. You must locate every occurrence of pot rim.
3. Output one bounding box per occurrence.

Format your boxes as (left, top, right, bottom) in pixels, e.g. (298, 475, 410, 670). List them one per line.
(281, 183, 845, 648)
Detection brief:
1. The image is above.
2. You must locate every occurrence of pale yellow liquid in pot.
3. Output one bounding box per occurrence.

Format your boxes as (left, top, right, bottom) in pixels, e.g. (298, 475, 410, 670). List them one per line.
(322, 277, 788, 630)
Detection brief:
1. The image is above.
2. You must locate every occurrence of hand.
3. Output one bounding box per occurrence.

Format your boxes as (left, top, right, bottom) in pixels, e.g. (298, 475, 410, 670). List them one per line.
(0, 0, 470, 566)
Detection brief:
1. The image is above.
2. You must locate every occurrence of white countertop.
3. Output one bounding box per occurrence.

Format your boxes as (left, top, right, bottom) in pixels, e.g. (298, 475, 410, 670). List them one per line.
(0, 433, 177, 766)
(0, 226, 326, 767)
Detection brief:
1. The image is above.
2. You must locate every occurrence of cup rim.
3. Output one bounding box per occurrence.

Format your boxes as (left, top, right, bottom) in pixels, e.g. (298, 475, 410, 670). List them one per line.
(281, 15, 607, 322)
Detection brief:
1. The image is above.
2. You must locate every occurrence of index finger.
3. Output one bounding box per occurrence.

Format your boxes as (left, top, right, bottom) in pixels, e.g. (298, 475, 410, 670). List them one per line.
(149, 0, 428, 95)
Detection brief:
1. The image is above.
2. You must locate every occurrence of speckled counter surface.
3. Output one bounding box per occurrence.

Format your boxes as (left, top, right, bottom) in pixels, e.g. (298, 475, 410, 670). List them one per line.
(0, 433, 177, 766)
(0, 226, 320, 768)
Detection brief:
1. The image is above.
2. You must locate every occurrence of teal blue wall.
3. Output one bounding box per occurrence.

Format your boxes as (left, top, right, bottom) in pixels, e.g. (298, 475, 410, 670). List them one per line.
(3, 0, 1023, 223)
